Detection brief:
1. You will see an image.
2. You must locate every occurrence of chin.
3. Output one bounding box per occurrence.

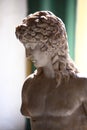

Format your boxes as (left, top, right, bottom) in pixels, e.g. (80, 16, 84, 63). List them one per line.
(34, 64, 42, 68)
(33, 63, 39, 68)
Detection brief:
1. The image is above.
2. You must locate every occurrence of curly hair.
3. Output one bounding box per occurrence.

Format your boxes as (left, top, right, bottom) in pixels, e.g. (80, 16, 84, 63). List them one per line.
(16, 11, 79, 87)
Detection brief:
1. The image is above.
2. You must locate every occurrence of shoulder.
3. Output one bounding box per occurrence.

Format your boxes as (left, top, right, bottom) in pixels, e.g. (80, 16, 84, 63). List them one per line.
(76, 72, 87, 83)
(22, 69, 38, 91)
(75, 73, 87, 96)
(69, 73, 87, 92)
(26, 69, 38, 80)
(25, 69, 37, 83)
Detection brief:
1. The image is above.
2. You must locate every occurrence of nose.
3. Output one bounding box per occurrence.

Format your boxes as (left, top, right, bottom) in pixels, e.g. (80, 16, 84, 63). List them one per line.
(25, 48, 32, 58)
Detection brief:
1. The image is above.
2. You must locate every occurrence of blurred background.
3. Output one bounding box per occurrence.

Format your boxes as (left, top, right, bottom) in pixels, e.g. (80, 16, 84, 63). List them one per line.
(0, 0, 87, 130)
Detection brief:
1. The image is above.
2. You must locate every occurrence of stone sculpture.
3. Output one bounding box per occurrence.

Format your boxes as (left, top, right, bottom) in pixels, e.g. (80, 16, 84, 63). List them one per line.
(15, 11, 87, 130)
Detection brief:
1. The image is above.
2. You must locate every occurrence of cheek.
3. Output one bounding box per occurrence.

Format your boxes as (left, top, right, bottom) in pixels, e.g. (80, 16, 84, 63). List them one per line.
(33, 51, 41, 59)
(40, 55, 48, 64)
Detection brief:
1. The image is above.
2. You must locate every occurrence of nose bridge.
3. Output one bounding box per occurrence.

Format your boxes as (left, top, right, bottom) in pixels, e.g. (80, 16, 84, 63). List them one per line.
(26, 48, 30, 57)
(26, 48, 32, 57)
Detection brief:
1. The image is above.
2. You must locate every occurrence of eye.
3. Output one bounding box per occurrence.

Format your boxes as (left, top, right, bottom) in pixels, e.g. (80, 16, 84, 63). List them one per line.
(31, 45, 35, 50)
(29, 47, 33, 52)
(24, 44, 33, 50)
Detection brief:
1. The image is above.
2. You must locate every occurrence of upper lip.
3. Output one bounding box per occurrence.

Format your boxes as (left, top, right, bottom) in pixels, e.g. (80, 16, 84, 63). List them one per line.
(32, 60, 37, 63)
(27, 55, 33, 59)
(28, 56, 37, 62)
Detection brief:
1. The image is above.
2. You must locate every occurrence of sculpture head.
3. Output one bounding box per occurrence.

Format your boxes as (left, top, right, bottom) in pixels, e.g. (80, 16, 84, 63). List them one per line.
(15, 11, 78, 86)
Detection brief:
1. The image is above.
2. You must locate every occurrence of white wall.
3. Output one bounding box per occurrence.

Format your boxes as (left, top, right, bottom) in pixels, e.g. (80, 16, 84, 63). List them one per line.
(0, 0, 27, 130)
(75, 0, 87, 73)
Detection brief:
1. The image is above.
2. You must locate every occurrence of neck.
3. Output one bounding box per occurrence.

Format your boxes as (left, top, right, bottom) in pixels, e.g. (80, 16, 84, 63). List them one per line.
(43, 63, 55, 78)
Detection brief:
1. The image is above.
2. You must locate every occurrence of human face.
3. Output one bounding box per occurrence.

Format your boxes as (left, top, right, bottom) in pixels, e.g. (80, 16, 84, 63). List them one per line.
(24, 43, 50, 68)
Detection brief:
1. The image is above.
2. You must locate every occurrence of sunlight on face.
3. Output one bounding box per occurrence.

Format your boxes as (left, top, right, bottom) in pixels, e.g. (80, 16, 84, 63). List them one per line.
(24, 43, 50, 68)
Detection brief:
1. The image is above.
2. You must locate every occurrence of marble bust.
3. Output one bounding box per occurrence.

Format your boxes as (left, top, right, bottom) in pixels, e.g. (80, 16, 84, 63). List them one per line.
(15, 11, 87, 130)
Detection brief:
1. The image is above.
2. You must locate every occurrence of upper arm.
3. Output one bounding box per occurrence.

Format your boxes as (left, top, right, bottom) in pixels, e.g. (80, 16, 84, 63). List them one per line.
(82, 101, 87, 116)
(82, 78, 87, 115)
(77, 75, 87, 115)
(21, 77, 32, 116)
(21, 77, 32, 104)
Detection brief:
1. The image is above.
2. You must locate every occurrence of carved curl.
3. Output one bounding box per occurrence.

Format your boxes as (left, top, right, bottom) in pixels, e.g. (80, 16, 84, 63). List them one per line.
(16, 11, 79, 87)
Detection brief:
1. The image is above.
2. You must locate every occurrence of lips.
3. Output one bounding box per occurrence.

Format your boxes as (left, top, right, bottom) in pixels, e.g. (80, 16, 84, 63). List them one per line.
(30, 57, 37, 63)
(26, 57, 37, 63)
(32, 60, 37, 63)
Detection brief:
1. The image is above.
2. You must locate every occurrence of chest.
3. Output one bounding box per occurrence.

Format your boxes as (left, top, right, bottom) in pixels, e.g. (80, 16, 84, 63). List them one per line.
(26, 78, 84, 116)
